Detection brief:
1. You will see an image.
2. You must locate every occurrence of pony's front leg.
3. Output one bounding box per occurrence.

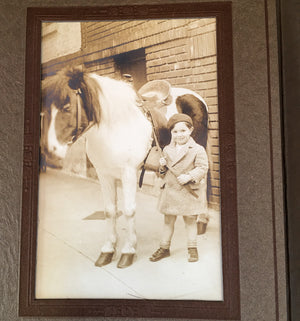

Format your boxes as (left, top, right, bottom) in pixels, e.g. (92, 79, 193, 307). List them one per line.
(117, 167, 138, 268)
(95, 175, 118, 267)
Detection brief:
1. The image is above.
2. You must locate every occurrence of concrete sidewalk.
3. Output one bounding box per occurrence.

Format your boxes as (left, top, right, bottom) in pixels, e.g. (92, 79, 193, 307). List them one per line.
(36, 169, 223, 301)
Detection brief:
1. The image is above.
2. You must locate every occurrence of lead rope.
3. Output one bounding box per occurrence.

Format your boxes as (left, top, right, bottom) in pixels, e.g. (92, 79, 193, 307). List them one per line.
(138, 108, 162, 188)
(146, 109, 163, 156)
(76, 89, 82, 135)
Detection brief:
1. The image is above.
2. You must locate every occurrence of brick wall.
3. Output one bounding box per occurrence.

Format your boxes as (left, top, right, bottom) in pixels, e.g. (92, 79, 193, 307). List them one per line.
(82, 20, 190, 60)
(84, 57, 115, 77)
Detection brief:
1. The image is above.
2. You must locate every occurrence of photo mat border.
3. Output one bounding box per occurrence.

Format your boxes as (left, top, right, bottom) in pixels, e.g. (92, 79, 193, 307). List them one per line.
(19, 2, 240, 319)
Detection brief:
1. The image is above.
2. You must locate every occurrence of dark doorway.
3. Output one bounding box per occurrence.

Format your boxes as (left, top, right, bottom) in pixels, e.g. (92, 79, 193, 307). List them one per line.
(114, 48, 147, 91)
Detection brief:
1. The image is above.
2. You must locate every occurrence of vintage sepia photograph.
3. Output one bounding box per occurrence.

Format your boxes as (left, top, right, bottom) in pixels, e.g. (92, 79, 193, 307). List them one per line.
(36, 17, 223, 301)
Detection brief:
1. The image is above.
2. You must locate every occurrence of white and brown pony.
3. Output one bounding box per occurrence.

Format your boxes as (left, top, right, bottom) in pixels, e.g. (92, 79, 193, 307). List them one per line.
(42, 67, 208, 268)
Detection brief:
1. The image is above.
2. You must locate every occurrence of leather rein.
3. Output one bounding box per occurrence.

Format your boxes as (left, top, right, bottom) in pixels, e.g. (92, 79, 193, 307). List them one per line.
(67, 89, 95, 146)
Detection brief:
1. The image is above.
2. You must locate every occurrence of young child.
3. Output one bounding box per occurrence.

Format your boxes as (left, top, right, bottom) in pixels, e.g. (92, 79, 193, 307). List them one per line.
(149, 113, 208, 262)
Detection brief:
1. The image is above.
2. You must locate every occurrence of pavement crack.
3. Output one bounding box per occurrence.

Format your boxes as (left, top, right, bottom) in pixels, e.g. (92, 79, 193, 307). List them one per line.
(39, 228, 146, 299)
(42, 228, 96, 263)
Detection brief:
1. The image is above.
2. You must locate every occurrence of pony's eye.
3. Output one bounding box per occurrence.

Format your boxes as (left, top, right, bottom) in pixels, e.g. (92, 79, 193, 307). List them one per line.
(62, 103, 71, 113)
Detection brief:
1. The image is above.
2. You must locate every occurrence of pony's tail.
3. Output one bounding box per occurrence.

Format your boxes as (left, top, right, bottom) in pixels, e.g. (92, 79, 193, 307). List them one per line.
(175, 94, 212, 204)
(175, 94, 208, 148)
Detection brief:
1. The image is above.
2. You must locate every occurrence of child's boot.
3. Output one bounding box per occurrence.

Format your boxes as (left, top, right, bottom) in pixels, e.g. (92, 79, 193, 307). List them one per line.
(188, 247, 198, 262)
(149, 247, 170, 262)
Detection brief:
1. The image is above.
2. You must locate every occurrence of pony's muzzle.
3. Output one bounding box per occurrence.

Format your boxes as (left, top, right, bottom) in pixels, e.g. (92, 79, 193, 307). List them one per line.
(48, 141, 68, 159)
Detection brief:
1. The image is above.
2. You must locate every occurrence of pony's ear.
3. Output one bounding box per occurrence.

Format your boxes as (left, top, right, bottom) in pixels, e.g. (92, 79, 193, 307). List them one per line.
(66, 67, 84, 90)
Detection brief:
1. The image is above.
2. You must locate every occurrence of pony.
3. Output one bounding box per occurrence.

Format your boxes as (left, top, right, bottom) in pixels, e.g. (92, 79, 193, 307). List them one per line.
(41, 67, 208, 268)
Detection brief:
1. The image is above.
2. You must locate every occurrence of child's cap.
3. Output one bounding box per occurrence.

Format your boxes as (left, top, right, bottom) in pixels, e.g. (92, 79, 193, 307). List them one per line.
(167, 113, 193, 130)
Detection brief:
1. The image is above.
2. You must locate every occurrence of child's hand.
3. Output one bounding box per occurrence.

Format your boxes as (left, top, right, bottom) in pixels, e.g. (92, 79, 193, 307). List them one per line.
(177, 174, 192, 185)
(159, 157, 167, 167)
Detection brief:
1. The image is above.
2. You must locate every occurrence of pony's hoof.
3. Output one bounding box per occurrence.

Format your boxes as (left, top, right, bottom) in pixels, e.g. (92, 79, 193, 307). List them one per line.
(95, 252, 114, 267)
(117, 253, 135, 268)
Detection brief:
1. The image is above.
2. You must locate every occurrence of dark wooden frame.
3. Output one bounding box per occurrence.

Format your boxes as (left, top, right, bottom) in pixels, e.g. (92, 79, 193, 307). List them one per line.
(280, 0, 300, 319)
(19, 2, 240, 319)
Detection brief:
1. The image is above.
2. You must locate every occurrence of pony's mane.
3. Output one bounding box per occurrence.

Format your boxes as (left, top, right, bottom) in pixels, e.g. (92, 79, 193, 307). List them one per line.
(42, 67, 138, 125)
(42, 67, 101, 123)
(42, 69, 73, 108)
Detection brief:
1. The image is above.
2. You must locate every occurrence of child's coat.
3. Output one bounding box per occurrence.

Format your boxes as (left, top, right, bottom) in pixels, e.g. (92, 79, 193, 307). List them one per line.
(158, 137, 208, 216)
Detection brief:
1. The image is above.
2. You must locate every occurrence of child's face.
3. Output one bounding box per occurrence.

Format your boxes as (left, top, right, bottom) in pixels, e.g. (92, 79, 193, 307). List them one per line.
(171, 122, 193, 145)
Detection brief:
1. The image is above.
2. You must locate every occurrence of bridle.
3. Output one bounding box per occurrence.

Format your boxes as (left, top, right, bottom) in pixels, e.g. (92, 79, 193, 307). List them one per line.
(67, 89, 95, 145)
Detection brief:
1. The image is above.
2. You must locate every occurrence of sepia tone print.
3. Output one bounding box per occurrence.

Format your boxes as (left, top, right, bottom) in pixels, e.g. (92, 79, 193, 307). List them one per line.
(37, 18, 223, 301)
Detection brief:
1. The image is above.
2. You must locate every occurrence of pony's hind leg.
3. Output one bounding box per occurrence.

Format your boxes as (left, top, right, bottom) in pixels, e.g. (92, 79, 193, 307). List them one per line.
(95, 175, 118, 267)
(117, 167, 138, 268)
